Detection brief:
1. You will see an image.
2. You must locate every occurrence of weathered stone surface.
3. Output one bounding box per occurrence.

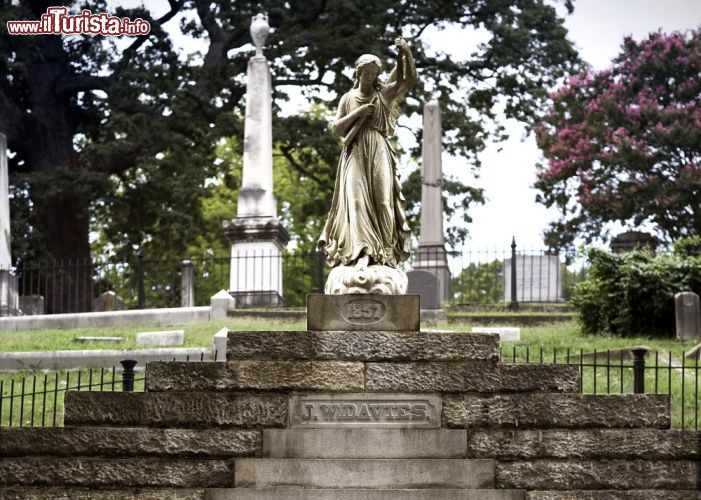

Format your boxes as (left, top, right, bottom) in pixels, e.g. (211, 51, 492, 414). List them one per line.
(0, 427, 260, 458)
(307, 294, 419, 330)
(526, 491, 701, 500)
(365, 363, 579, 393)
(497, 460, 700, 490)
(288, 393, 442, 429)
(466, 429, 700, 459)
(263, 429, 467, 458)
(0, 458, 232, 488)
(0, 488, 205, 499)
(445, 394, 670, 429)
(227, 330, 499, 362)
(146, 361, 364, 392)
(207, 489, 525, 499)
(64, 392, 286, 428)
(234, 458, 494, 489)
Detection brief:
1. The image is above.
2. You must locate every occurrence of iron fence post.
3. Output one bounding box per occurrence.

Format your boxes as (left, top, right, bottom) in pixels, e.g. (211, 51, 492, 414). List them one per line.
(631, 346, 648, 394)
(137, 248, 145, 309)
(510, 236, 518, 310)
(120, 359, 138, 392)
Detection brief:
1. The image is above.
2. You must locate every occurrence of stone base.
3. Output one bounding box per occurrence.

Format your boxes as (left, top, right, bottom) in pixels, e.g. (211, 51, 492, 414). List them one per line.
(307, 294, 419, 331)
(228, 290, 284, 308)
(325, 265, 407, 294)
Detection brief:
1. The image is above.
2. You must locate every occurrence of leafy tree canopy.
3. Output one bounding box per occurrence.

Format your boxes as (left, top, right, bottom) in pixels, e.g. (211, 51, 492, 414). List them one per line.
(1, 0, 580, 269)
(535, 29, 701, 250)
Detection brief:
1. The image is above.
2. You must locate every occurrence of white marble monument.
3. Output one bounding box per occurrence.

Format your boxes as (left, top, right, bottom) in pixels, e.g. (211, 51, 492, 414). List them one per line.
(223, 13, 289, 307)
(0, 133, 19, 316)
(503, 254, 563, 302)
(411, 100, 450, 305)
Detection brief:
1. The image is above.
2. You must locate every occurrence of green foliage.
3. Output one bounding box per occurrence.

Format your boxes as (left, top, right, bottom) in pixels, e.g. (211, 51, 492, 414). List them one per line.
(451, 260, 504, 303)
(571, 247, 701, 338)
(535, 30, 701, 250)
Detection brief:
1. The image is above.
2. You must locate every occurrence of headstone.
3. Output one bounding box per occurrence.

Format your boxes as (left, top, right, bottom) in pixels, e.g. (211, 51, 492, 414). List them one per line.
(406, 269, 440, 310)
(610, 231, 658, 254)
(471, 326, 520, 342)
(19, 295, 44, 315)
(0, 133, 19, 317)
(675, 292, 701, 342)
(92, 291, 124, 312)
(74, 336, 125, 343)
(503, 255, 563, 302)
(222, 13, 289, 307)
(181, 260, 195, 307)
(210, 289, 236, 320)
(413, 101, 450, 304)
(136, 330, 185, 346)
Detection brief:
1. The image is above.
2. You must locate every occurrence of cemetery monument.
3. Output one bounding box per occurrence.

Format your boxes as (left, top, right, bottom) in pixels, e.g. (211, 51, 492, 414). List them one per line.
(0, 133, 18, 316)
(223, 13, 290, 307)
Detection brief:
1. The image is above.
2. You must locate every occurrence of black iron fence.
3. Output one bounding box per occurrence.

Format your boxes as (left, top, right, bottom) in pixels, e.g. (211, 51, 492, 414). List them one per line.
(0, 347, 698, 429)
(5, 241, 586, 315)
(501, 345, 700, 430)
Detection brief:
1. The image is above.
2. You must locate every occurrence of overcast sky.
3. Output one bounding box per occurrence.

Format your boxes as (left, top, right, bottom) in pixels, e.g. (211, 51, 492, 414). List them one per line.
(454, 0, 701, 249)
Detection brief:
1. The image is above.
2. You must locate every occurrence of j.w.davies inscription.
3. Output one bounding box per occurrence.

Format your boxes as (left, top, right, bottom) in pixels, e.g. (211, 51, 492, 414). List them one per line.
(289, 393, 441, 428)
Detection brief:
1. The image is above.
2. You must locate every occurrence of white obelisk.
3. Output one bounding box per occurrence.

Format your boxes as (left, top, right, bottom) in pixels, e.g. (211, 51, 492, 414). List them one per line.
(0, 133, 18, 315)
(223, 13, 289, 306)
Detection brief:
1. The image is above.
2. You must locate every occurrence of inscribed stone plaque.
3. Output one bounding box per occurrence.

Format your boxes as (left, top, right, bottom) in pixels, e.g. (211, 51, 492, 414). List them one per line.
(406, 269, 440, 309)
(503, 255, 563, 302)
(307, 294, 419, 331)
(289, 393, 441, 428)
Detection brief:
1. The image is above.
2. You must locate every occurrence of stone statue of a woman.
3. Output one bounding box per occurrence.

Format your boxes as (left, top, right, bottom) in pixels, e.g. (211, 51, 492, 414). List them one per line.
(318, 37, 416, 294)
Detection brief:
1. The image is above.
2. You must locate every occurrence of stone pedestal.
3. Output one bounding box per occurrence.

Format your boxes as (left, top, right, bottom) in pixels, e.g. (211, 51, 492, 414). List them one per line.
(0, 269, 19, 317)
(307, 294, 420, 331)
(223, 218, 290, 307)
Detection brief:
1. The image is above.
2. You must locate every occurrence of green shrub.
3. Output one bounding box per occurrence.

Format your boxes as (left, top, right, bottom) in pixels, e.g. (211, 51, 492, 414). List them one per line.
(571, 247, 701, 337)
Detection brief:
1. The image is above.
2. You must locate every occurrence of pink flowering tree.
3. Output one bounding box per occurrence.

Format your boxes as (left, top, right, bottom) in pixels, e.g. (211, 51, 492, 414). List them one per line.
(535, 30, 701, 249)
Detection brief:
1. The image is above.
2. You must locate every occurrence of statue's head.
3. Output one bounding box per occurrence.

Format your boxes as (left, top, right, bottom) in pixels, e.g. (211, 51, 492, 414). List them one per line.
(353, 54, 382, 90)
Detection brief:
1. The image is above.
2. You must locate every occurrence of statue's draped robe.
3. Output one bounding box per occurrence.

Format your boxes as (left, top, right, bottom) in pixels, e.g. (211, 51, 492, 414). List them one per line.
(319, 89, 411, 268)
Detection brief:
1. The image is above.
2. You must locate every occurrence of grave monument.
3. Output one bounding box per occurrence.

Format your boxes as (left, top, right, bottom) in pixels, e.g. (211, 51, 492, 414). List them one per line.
(0, 20, 698, 500)
(223, 13, 290, 307)
(409, 100, 450, 307)
(0, 133, 19, 316)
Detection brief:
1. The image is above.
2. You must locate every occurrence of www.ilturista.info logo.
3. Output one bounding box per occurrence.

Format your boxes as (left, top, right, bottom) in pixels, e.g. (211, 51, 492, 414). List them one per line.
(6, 6, 151, 36)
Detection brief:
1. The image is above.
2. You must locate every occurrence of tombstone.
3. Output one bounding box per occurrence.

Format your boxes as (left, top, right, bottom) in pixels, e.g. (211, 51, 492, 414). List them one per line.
(413, 101, 450, 303)
(93, 291, 124, 312)
(407, 269, 440, 310)
(181, 260, 195, 307)
(610, 231, 658, 254)
(211, 289, 236, 320)
(19, 295, 44, 315)
(503, 255, 563, 302)
(0, 133, 19, 317)
(471, 326, 520, 342)
(222, 13, 289, 307)
(136, 330, 185, 346)
(675, 292, 701, 342)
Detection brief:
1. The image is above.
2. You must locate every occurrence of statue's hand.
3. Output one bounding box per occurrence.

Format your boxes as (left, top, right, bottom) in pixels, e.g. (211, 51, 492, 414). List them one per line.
(356, 102, 376, 117)
(395, 36, 409, 53)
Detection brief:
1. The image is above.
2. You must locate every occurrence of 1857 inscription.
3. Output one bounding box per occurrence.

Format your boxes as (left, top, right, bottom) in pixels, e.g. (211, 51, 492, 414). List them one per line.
(289, 393, 441, 428)
(342, 298, 387, 325)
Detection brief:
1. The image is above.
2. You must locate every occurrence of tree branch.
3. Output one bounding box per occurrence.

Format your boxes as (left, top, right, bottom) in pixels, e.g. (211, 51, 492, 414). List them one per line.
(54, 75, 110, 96)
(278, 145, 326, 185)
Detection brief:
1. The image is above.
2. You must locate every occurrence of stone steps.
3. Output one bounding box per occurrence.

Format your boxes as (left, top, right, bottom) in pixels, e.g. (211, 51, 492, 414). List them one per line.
(525, 492, 701, 500)
(226, 330, 500, 362)
(0, 427, 261, 458)
(0, 457, 232, 488)
(206, 488, 526, 499)
(233, 458, 495, 489)
(262, 429, 467, 458)
(0, 488, 206, 499)
(144, 360, 580, 393)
